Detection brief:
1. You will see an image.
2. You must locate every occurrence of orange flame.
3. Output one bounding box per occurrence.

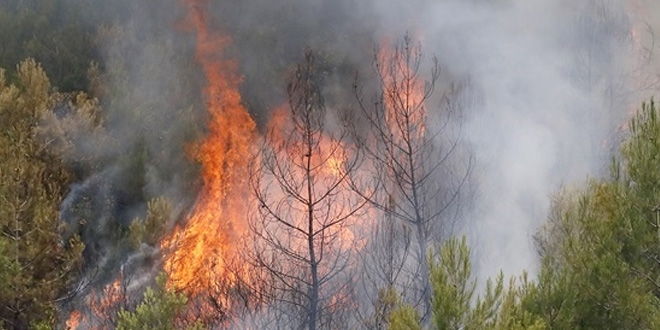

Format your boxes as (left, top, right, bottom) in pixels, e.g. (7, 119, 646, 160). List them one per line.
(266, 105, 348, 178)
(161, 0, 256, 296)
(65, 277, 125, 330)
(377, 40, 427, 142)
(264, 105, 362, 254)
(65, 310, 82, 330)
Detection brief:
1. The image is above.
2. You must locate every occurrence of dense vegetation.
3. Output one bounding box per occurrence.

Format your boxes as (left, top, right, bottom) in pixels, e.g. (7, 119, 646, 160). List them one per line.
(0, 0, 659, 329)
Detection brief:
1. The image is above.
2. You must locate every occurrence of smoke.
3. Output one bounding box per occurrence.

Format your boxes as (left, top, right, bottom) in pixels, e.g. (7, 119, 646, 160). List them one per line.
(420, 0, 653, 280)
(49, 0, 207, 315)
(344, 0, 656, 280)
(45, 0, 660, 325)
(218, 0, 657, 281)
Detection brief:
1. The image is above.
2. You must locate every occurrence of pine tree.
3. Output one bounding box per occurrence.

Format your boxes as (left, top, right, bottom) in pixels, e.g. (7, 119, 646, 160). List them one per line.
(116, 274, 204, 330)
(389, 237, 547, 330)
(248, 50, 365, 330)
(128, 197, 172, 248)
(533, 100, 660, 329)
(0, 59, 84, 330)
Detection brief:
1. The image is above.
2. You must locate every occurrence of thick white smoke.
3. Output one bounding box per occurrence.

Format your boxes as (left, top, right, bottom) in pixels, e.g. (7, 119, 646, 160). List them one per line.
(368, 0, 658, 280)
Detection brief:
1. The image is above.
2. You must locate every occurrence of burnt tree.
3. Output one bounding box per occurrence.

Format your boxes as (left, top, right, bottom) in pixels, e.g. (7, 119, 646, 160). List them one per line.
(353, 36, 472, 321)
(248, 51, 366, 330)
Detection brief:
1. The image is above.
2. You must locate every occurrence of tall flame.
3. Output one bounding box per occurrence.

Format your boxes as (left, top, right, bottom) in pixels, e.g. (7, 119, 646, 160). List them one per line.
(161, 0, 256, 295)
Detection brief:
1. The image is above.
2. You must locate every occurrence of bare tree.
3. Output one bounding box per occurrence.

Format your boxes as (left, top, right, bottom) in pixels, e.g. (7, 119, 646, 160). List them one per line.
(191, 253, 275, 329)
(247, 50, 366, 330)
(355, 211, 413, 330)
(352, 35, 472, 321)
(567, 0, 658, 159)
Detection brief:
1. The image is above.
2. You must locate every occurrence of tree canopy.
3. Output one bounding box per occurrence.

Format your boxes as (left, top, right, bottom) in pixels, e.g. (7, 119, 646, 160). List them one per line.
(0, 59, 84, 330)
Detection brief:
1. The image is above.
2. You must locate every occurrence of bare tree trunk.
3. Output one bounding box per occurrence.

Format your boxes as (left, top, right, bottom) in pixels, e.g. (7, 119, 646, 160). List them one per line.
(306, 113, 319, 330)
(247, 50, 365, 330)
(352, 35, 472, 323)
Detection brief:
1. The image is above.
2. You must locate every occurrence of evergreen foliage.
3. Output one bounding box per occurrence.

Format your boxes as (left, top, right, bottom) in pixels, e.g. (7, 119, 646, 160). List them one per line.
(533, 100, 660, 329)
(389, 237, 546, 330)
(116, 274, 204, 330)
(0, 59, 83, 330)
(129, 197, 171, 248)
(0, 0, 96, 92)
(389, 306, 422, 330)
(388, 100, 660, 330)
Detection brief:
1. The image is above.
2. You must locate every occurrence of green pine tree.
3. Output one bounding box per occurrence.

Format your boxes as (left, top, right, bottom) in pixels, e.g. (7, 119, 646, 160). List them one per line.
(116, 274, 204, 330)
(389, 237, 546, 330)
(0, 59, 83, 330)
(533, 99, 660, 329)
(128, 197, 171, 248)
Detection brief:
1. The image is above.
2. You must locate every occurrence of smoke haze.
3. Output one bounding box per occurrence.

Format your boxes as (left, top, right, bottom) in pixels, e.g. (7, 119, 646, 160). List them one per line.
(359, 0, 658, 279)
(52, 0, 660, 321)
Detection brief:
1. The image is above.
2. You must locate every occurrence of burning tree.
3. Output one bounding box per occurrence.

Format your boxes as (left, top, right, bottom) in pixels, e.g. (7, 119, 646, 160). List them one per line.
(160, 0, 257, 323)
(247, 51, 366, 330)
(353, 36, 472, 321)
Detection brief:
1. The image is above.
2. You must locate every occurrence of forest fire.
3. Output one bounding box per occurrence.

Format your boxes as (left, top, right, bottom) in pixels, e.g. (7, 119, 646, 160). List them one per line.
(160, 0, 256, 296)
(89, 279, 125, 329)
(265, 105, 349, 179)
(65, 311, 81, 330)
(377, 41, 427, 142)
(1, 0, 656, 328)
(65, 277, 124, 330)
(628, 0, 646, 64)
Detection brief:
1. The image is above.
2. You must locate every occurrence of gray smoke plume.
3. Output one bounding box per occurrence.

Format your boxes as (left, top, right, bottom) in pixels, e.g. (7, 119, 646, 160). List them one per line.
(353, 0, 657, 280)
(49, 0, 206, 319)
(419, 0, 656, 279)
(45, 0, 660, 326)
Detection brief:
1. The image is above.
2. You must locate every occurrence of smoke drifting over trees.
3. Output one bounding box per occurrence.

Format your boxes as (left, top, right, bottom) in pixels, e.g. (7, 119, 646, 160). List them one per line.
(0, 0, 659, 329)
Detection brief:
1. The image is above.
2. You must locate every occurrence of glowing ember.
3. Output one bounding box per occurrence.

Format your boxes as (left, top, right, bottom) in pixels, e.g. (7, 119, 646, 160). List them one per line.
(90, 278, 123, 320)
(65, 277, 124, 330)
(161, 0, 256, 295)
(65, 310, 82, 330)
